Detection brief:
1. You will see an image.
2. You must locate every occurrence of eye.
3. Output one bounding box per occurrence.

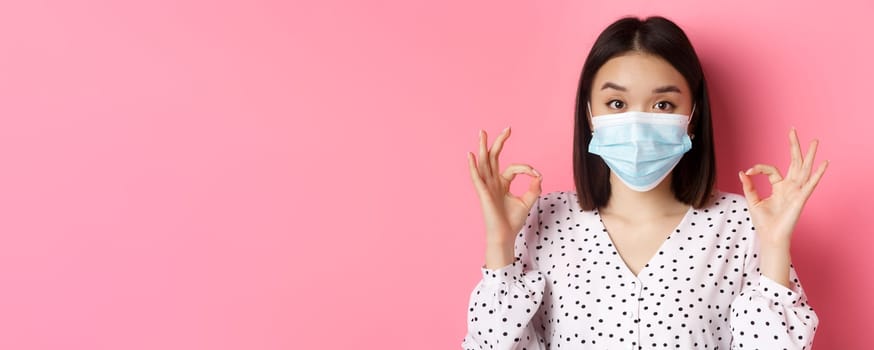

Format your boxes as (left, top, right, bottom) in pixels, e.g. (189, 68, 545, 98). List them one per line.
(607, 100, 625, 110)
(654, 101, 675, 111)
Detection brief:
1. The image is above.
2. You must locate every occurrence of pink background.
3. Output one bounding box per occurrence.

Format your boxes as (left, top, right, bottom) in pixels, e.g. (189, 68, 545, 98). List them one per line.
(0, 1, 870, 349)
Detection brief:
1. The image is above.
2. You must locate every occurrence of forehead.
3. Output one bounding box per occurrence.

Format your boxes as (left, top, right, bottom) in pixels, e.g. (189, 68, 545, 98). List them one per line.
(592, 52, 689, 93)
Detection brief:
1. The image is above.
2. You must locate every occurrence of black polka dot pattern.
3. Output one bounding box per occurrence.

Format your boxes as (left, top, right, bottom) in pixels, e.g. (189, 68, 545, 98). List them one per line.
(462, 190, 818, 350)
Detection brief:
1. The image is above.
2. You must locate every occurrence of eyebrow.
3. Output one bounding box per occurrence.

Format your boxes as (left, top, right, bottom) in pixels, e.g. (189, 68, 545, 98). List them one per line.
(653, 85, 682, 94)
(600, 82, 683, 94)
(600, 82, 627, 91)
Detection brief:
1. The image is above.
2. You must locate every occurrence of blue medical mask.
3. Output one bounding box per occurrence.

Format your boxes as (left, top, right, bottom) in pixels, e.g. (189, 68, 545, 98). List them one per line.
(587, 102, 695, 192)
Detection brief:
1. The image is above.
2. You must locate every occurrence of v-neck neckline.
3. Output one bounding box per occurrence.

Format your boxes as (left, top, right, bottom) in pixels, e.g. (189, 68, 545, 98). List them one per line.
(592, 205, 694, 280)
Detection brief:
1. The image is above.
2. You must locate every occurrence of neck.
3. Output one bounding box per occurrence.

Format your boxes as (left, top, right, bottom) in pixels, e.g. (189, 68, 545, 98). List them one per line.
(600, 172, 689, 220)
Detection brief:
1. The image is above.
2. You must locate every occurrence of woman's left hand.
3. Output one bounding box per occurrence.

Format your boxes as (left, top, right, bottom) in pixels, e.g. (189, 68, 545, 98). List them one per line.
(738, 128, 829, 247)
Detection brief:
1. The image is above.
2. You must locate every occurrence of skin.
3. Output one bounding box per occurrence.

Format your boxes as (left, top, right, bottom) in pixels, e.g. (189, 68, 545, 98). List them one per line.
(467, 51, 829, 289)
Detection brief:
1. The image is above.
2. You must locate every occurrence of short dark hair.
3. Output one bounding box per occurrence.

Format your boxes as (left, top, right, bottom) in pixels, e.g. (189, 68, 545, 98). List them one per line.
(573, 15, 716, 210)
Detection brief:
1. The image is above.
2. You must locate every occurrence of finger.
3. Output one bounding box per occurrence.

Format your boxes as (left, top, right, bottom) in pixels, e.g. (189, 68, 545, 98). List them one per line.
(745, 164, 783, 185)
(520, 173, 543, 210)
(500, 163, 540, 186)
(788, 128, 803, 178)
(489, 127, 511, 177)
(800, 139, 819, 183)
(467, 152, 487, 195)
(738, 170, 761, 205)
(802, 160, 829, 196)
(478, 129, 491, 177)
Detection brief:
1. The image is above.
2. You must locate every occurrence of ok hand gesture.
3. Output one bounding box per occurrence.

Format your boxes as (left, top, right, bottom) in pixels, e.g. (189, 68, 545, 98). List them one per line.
(467, 127, 543, 269)
(737, 128, 828, 287)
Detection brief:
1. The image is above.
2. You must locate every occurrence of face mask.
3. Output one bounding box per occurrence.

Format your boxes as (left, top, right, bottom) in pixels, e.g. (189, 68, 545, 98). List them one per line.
(586, 102, 695, 192)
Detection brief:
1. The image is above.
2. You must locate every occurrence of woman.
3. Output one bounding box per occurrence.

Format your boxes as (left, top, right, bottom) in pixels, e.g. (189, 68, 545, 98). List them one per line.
(462, 16, 827, 349)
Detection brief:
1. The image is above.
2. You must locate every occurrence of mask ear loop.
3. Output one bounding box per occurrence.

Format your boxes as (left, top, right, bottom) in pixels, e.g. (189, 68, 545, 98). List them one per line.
(689, 103, 697, 140)
(587, 101, 594, 136)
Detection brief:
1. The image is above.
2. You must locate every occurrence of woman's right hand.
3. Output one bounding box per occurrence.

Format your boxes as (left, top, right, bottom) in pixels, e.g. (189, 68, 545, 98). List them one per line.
(467, 127, 543, 269)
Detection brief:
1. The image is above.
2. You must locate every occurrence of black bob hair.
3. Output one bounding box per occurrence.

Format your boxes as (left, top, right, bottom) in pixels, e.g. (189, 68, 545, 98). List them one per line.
(573, 15, 716, 210)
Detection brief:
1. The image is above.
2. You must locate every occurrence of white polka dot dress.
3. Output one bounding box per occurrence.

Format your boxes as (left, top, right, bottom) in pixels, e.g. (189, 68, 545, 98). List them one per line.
(462, 190, 818, 350)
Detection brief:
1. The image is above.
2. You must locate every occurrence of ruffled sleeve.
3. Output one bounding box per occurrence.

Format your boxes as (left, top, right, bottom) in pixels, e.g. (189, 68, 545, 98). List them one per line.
(461, 196, 547, 350)
(728, 231, 819, 349)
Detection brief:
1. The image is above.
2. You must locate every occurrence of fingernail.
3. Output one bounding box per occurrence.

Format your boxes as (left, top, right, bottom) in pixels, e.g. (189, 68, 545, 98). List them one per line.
(745, 168, 753, 175)
(532, 168, 541, 177)
(503, 126, 510, 133)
